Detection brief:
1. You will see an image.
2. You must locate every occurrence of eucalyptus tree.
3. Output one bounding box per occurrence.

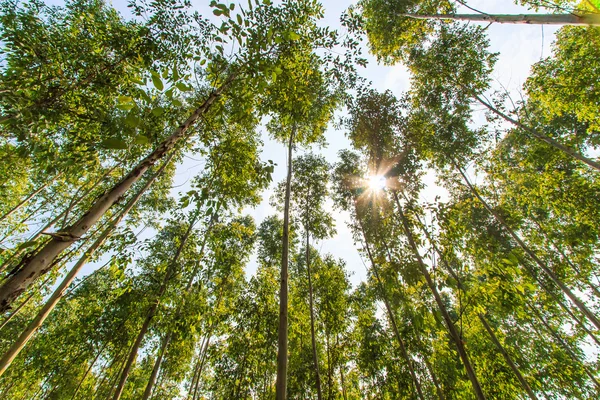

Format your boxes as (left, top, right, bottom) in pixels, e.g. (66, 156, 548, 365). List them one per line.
(272, 153, 334, 399)
(0, 0, 346, 313)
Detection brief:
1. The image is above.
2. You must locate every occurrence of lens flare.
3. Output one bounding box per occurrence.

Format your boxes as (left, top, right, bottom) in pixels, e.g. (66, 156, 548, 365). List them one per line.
(367, 175, 386, 191)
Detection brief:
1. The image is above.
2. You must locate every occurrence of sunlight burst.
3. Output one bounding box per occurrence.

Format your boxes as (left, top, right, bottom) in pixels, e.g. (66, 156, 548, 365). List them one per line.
(367, 175, 386, 191)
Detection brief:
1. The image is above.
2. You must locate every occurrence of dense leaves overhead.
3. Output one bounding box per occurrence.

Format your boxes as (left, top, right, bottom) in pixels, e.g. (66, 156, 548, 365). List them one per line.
(0, 0, 599, 399)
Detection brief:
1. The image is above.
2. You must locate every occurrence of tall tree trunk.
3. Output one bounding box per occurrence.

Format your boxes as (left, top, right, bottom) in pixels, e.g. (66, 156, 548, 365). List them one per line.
(472, 95, 600, 171)
(0, 155, 174, 378)
(305, 194, 324, 400)
(0, 174, 60, 223)
(424, 357, 445, 400)
(142, 218, 216, 400)
(454, 163, 600, 331)
(111, 211, 199, 400)
(478, 315, 538, 400)
(0, 74, 234, 312)
(392, 193, 486, 400)
(69, 341, 108, 400)
(276, 126, 295, 400)
(141, 330, 172, 400)
(399, 192, 539, 400)
(402, 12, 600, 25)
(354, 202, 426, 400)
(527, 303, 600, 389)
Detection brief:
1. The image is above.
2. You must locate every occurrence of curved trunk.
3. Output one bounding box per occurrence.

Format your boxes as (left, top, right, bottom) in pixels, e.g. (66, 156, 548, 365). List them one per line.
(392, 193, 486, 400)
(0, 155, 174, 378)
(276, 126, 295, 400)
(0, 74, 235, 312)
(402, 12, 600, 26)
(455, 163, 600, 331)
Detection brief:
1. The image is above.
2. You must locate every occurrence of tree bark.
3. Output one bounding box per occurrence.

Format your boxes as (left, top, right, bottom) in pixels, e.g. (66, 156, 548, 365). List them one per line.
(111, 211, 199, 400)
(0, 74, 234, 312)
(454, 163, 600, 331)
(305, 193, 324, 400)
(142, 218, 215, 400)
(276, 126, 295, 400)
(354, 202, 426, 400)
(0, 155, 173, 378)
(141, 330, 172, 400)
(400, 192, 538, 400)
(392, 193, 486, 400)
(402, 12, 600, 26)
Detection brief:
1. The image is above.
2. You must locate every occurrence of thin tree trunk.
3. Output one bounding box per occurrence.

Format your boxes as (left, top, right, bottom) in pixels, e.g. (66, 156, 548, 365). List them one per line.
(527, 303, 600, 389)
(478, 315, 538, 400)
(424, 357, 445, 400)
(0, 155, 174, 378)
(0, 174, 59, 223)
(141, 218, 216, 400)
(305, 194, 324, 400)
(402, 12, 600, 26)
(473, 95, 600, 171)
(0, 291, 34, 331)
(354, 202, 426, 400)
(455, 163, 600, 331)
(276, 126, 295, 400)
(141, 330, 172, 400)
(530, 217, 600, 298)
(70, 342, 108, 400)
(392, 193, 486, 400)
(0, 74, 235, 312)
(111, 211, 199, 400)
(401, 193, 539, 400)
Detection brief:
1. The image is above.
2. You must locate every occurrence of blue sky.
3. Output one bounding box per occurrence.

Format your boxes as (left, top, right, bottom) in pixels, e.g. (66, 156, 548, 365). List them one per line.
(44, 0, 560, 286)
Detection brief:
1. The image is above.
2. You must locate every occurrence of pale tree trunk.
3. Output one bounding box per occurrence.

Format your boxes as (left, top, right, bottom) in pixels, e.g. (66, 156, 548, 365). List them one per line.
(454, 163, 600, 331)
(0, 75, 234, 312)
(69, 342, 109, 400)
(402, 12, 600, 25)
(392, 194, 486, 400)
(276, 126, 295, 400)
(141, 219, 216, 399)
(305, 193, 324, 400)
(399, 192, 538, 400)
(0, 172, 105, 275)
(111, 212, 199, 400)
(354, 203, 426, 400)
(0, 154, 174, 378)
(141, 330, 172, 400)
(473, 95, 600, 171)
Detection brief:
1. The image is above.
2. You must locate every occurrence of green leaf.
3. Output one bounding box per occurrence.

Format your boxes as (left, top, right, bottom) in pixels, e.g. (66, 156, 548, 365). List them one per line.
(172, 99, 183, 107)
(118, 95, 133, 104)
(101, 138, 128, 150)
(116, 103, 135, 111)
(289, 32, 300, 40)
(237, 14, 242, 25)
(133, 135, 149, 145)
(176, 82, 192, 92)
(151, 72, 164, 91)
(152, 107, 165, 116)
(125, 113, 141, 128)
